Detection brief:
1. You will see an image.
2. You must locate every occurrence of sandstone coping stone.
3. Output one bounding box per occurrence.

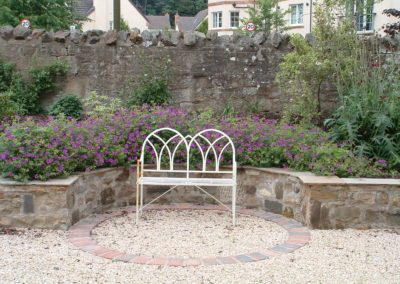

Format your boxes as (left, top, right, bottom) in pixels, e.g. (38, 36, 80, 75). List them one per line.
(54, 30, 70, 42)
(141, 30, 152, 41)
(13, 25, 31, 40)
(32, 29, 45, 39)
(104, 30, 118, 45)
(41, 31, 54, 43)
(118, 31, 129, 42)
(206, 31, 218, 41)
(129, 29, 142, 44)
(70, 30, 81, 44)
(253, 32, 266, 45)
(0, 26, 14, 40)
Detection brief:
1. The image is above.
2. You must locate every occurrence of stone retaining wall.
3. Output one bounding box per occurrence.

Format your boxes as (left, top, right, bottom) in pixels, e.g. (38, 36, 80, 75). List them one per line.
(0, 167, 399, 230)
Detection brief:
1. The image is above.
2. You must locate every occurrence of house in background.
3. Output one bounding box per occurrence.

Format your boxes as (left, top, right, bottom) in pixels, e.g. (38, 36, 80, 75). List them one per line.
(207, 0, 399, 36)
(175, 9, 208, 32)
(75, 0, 171, 32)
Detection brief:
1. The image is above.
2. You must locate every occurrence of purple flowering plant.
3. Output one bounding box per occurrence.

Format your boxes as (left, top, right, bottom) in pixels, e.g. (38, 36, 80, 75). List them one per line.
(0, 106, 387, 181)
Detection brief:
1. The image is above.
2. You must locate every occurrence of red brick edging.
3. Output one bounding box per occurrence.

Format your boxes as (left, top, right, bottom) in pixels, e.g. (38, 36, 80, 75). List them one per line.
(68, 204, 311, 266)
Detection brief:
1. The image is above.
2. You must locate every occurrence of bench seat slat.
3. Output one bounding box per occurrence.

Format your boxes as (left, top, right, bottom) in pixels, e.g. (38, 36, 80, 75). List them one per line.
(138, 177, 235, 186)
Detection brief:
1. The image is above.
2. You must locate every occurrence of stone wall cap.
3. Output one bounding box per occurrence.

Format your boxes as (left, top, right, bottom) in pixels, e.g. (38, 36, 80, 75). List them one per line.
(0, 176, 79, 186)
(298, 175, 345, 185)
(244, 167, 316, 177)
(342, 178, 400, 186)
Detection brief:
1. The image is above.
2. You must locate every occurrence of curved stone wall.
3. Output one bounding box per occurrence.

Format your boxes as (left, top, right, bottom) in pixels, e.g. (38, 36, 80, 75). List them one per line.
(0, 166, 399, 230)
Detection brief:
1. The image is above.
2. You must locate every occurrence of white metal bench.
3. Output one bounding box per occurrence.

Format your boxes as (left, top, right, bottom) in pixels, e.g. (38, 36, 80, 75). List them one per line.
(136, 128, 237, 225)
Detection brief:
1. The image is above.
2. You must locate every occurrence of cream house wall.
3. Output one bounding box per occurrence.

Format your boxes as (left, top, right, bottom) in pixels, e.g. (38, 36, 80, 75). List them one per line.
(81, 0, 149, 32)
(373, 0, 399, 35)
(278, 0, 312, 36)
(208, 0, 399, 36)
(208, 0, 254, 35)
(81, 10, 97, 31)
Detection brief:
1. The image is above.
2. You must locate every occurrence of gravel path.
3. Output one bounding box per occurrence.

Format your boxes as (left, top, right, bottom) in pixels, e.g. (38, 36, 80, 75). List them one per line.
(0, 211, 399, 283)
(93, 210, 287, 258)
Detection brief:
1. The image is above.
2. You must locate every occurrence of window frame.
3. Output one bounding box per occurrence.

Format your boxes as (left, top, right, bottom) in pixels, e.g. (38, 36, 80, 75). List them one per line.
(230, 11, 240, 28)
(354, 0, 375, 33)
(212, 11, 223, 29)
(290, 4, 304, 26)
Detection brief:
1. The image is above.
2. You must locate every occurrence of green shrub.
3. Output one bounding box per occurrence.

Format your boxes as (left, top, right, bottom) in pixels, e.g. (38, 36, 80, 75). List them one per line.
(0, 90, 20, 119)
(122, 52, 172, 107)
(82, 91, 123, 117)
(0, 58, 70, 115)
(325, 42, 400, 171)
(49, 94, 83, 119)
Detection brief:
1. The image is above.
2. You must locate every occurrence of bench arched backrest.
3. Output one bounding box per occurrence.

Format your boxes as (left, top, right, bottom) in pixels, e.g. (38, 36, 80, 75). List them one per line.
(140, 128, 236, 177)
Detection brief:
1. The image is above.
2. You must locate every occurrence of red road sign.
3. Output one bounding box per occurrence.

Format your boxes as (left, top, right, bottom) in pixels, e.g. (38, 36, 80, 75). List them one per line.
(245, 21, 257, 32)
(20, 18, 31, 28)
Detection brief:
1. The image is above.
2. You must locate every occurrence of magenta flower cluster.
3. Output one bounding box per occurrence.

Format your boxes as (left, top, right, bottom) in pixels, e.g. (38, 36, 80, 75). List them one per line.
(0, 106, 386, 181)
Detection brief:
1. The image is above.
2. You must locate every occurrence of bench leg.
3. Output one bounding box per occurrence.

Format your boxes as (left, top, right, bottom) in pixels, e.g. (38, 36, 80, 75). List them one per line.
(232, 184, 236, 226)
(140, 184, 144, 216)
(136, 182, 140, 225)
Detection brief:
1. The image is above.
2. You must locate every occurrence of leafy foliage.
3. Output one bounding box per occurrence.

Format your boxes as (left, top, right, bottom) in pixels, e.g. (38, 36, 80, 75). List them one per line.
(277, 1, 358, 124)
(136, 0, 207, 17)
(120, 17, 130, 31)
(240, 0, 288, 36)
(0, 58, 70, 115)
(382, 9, 400, 38)
(0, 106, 390, 181)
(0, 90, 20, 119)
(0, 0, 84, 30)
(325, 40, 400, 171)
(196, 18, 208, 34)
(49, 94, 83, 119)
(82, 91, 123, 117)
(122, 52, 172, 107)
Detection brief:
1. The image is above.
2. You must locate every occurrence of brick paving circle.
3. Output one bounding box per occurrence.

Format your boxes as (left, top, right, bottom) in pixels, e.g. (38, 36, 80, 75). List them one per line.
(68, 204, 311, 266)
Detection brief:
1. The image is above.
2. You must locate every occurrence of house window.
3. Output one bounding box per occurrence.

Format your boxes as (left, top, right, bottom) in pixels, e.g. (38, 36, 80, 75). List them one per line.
(355, 0, 374, 32)
(230, 11, 240, 28)
(212, 11, 222, 28)
(290, 4, 304, 25)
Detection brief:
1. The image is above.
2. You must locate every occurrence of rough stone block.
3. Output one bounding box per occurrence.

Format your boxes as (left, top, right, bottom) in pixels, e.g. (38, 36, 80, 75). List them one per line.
(245, 196, 260, 208)
(274, 183, 283, 199)
(334, 206, 361, 221)
(264, 199, 282, 214)
(310, 191, 337, 200)
(309, 200, 321, 228)
(0, 198, 22, 215)
(0, 25, 14, 40)
(13, 25, 31, 40)
(243, 184, 256, 195)
(23, 195, 34, 214)
(100, 187, 115, 205)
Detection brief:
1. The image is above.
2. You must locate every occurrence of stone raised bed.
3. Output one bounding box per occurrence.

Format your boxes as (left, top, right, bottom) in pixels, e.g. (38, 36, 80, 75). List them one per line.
(0, 167, 399, 230)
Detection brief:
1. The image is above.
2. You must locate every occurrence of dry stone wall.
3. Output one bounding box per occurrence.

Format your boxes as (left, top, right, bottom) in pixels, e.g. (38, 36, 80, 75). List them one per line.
(0, 26, 339, 117)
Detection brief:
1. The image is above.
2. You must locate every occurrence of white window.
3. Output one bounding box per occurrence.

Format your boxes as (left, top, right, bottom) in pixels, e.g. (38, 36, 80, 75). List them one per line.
(290, 4, 304, 25)
(212, 11, 222, 28)
(355, 0, 374, 32)
(230, 11, 240, 28)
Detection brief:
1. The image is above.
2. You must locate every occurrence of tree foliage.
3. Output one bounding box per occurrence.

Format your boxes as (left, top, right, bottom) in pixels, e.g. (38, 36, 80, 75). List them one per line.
(0, 0, 84, 30)
(135, 0, 207, 16)
(240, 0, 288, 36)
(382, 9, 400, 38)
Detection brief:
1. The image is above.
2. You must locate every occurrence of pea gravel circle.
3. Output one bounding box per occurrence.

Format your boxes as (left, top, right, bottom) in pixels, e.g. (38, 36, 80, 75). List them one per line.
(68, 204, 312, 266)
